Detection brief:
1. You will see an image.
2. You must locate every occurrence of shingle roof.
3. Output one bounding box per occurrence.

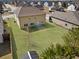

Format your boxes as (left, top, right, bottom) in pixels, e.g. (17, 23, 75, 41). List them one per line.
(51, 11, 79, 26)
(0, 15, 3, 34)
(16, 5, 45, 17)
(0, 23, 3, 34)
(0, 15, 3, 43)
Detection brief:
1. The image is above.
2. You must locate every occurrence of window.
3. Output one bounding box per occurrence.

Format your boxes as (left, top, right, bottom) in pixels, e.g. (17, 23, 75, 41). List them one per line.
(49, 17, 53, 22)
(4, 29, 6, 32)
(65, 23, 67, 26)
(24, 24, 28, 26)
(14, 21, 16, 23)
(30, 23, 34, 25)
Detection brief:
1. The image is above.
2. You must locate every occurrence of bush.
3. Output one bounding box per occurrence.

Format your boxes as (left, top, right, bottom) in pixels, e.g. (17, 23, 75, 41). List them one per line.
(41, 44, 79, 59)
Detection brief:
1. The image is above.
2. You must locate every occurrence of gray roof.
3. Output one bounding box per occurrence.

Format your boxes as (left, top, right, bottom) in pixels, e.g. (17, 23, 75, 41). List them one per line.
(0, 15, 3, 43)
(0, 15, 3, 34)
(15, 5, 45, 17)
(15, 0, 74, 7)
(0, 23, 3, 34)
(51, 11, 79, 26)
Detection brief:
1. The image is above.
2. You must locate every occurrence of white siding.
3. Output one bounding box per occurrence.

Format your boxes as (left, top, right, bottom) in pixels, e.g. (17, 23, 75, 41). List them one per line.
(52, 18, 78, 29)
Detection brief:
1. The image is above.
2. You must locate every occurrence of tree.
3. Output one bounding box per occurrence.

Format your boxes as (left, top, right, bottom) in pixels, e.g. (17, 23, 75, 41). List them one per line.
(55, 44, 64, 56)
(41, 44, 76, 59)
(64, 27, 79, 48)
(41, 44, 55, 59)
(55, 44, 65, 59)
(41, 27, 79, 59)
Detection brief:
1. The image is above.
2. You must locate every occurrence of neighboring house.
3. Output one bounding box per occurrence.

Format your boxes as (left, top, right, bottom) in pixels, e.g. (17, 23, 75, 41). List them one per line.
(43, 1, 74, 13)
(67, 4, 76, 11)
(21, 51, 39, 59)
(12, 0, 74, 12)
(51, 11, 79, 29)
(15, 5, 46, 29)
(10, 0, 74, 6)
(0, 15, 4, 43)
(0, 0, 74, 4)
(35, 5, 44, 10)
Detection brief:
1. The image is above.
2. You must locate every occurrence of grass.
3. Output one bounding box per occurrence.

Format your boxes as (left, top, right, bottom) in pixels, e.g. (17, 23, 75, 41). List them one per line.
(7, 19, 67, 59)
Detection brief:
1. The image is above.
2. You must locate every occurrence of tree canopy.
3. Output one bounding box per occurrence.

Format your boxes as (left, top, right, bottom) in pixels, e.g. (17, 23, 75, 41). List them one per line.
(41, 27, 79, 59)
(64, 27, 79, 48)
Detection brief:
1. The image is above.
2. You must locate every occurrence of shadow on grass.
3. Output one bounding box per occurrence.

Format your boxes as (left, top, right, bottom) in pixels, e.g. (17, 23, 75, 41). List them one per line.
(23, 23, 54, 33)
(9, 27, 18, 59)
(29, 40, 40, 50)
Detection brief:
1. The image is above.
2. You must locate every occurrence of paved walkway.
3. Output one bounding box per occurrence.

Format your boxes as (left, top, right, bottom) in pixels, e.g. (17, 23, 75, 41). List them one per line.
(0, 54, 12, 59)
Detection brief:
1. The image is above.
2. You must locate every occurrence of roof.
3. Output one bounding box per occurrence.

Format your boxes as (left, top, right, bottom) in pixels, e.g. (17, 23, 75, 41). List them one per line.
(0, 15, 3, 43)
(0, 23, 3, 34)
(0, 15, 3, 34)
(35, 5, 44, 10)
(15, 0, 74, 8)
(51, 11, 79, 26)
(16, 5, 45, 17)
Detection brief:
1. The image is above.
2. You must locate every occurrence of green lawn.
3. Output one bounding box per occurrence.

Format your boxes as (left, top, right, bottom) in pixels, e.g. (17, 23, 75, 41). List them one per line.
(7, 19, 67, 59)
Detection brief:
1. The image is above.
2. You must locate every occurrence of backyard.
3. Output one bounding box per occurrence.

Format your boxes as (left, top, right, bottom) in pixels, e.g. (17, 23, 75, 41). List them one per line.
(7, 19, 67, 59)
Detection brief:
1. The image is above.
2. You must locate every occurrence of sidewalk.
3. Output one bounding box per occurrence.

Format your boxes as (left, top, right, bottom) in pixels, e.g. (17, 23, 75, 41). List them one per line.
(0, 54, 12, 59)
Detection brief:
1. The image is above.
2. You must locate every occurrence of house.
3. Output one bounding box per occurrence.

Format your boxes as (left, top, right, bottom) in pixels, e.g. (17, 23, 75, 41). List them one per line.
(15, 5, 46, 29)
(11, 0, 74, 12)
(35, 5, 44, 10)
(43, 0, 74, 13)
(51, 11, 79, 29)
(0, 15, 4, 43)
(21, 51, 39, 59)
(67, 4, 76, 11)
(1, 0, 74, 5)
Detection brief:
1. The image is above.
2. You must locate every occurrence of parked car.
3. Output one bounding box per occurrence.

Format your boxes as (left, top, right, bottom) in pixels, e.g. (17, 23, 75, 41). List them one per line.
(21, 51, 39, 59)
